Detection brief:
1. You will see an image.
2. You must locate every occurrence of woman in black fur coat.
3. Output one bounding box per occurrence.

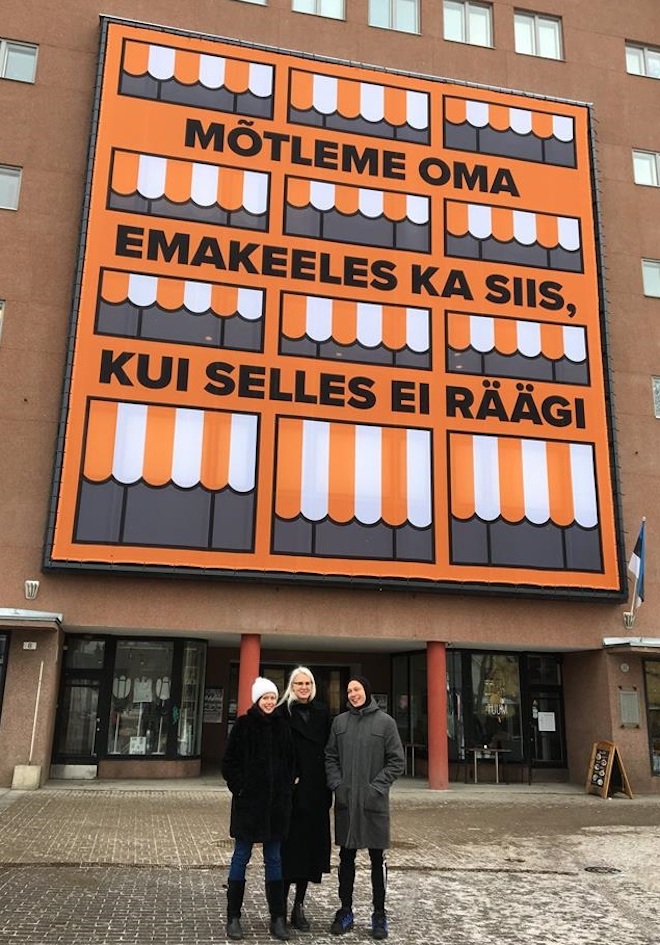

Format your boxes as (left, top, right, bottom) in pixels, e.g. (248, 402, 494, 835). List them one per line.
(277, 666, 332, 931)
(221, 677, 296, 942)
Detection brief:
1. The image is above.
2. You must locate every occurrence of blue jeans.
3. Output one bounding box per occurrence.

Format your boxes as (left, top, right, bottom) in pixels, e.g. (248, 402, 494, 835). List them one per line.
(228, 838, 282, 882)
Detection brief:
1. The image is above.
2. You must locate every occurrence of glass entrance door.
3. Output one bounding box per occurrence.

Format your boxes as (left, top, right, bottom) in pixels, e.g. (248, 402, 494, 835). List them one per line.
(52, 638, 108, 768)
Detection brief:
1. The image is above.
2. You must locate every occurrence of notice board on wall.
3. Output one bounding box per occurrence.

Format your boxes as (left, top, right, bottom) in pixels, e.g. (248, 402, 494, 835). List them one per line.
(585, 740, 633, 798)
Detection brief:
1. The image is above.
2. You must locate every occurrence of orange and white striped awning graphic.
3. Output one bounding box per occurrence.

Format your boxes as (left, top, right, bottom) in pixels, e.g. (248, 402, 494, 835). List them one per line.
(447, 312, 586, 363)
(444, 97, 574, 142)
(282, 294, 429, 352)
(445, 201, 580, 251)
(289, 69, 429, 131)
(450, 433, 597, 527)
(287, 177, 429, 223)
(111, 150, 269, 214)
(100, 270, 264, 321)
(83, 400, 258, 491)
(121, 39, 274, 98)
(275, 419, 432, 527)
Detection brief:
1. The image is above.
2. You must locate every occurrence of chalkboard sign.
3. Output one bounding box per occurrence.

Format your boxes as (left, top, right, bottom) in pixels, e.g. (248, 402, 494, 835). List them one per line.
(585, 740, 633, 798)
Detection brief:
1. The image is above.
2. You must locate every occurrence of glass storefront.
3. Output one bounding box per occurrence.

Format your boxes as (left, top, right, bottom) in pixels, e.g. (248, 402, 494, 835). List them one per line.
(53, 635, 206, 766)
(0, 633, 9, 721)
(643, 659, 660, 775)
(397, 648, 566, 775)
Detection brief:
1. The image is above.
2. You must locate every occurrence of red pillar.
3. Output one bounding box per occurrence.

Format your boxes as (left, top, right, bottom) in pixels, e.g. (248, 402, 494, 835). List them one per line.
(237, 633, 261, 716)
(427, 641, 449, 790)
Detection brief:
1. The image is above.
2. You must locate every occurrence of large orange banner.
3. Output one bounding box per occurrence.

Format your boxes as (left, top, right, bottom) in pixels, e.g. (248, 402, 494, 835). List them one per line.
(46, 17, 625, 597)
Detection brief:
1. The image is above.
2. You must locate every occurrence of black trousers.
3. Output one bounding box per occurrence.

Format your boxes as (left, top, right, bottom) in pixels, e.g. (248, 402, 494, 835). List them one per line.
(338, 847, 387, 911)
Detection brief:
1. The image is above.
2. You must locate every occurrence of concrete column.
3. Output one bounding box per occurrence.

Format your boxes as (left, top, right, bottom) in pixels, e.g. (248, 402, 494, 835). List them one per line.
(237, 633, 261, 716)
(427, 641, 448, 790)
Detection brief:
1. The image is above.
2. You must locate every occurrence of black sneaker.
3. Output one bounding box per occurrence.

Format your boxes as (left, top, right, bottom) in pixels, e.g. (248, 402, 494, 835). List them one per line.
(371, 910, 388, 940)
(330, 908, 354, 935)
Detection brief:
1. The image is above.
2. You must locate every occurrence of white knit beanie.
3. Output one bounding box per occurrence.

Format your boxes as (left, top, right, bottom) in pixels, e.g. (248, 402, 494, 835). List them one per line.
(252, 676, 278, 704)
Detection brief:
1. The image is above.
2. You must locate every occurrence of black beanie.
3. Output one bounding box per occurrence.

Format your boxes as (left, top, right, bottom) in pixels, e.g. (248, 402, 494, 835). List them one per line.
(350, 676, 372, 706)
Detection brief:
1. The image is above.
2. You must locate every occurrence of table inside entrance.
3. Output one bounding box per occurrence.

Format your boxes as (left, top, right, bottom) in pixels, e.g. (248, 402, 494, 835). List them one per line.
(466, 747, 512, 784)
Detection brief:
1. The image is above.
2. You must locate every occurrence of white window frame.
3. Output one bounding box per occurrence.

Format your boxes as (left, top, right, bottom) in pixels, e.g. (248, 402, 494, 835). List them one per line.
(642, 259, 660, 298)
(292, 0, 345, 19)
(652, 377, 660, 418)
(0, 38, 38, 83)
(626, 42, 660, 79)
(514, 10, 563, 60)
(443, 0, 493, 47)
(633, 150, 660, 187)
(369, 0, 420, 34)
(0, 165, 22, 210)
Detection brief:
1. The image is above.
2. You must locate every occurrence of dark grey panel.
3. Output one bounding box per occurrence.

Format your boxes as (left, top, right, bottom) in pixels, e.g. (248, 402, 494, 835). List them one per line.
(554, 356, 589, 386)
(317, 340, 393, 365)
(272, 516, 314, 555)
(212, 490, 255, 551)
(122, 483, 211, 548)
(481, 237, 549, 268)
(323, 211, 395, 249)
(564, 524, 602, 572)
(483, 351, 554, 382)
(394, 524, 434, 562)
(96, 301, 139, 338)
(228, 209, 268, 232)
(119, 73, 161, 100)
(395, 125, 429, 145)
(152, 196, 229, 227)
(141, 307, 223, 346)
(288, 106, 324, 128)
(490, 520, 564, 569)
(160, 80, 235, 113)
(395, 220, 430, 253)
(548, 247, 583, 273)
(394, 349, 430, 370)
(443, 122, 479, 153)
(75, 480, 124, 543)
(108, 193, 150, 214)
(480, 127, 544, 163)
(445, 234, 480, 260)
(285, 205, 322, 238)
(325, 113, 392, 139)
(543, 138, 576, 168)
(447, 347, 483, 375)
(315, 520, 395, 559)
(280, 336, 318, 358)
(223, 315, 263, 352)
(450, 517, 490, 564)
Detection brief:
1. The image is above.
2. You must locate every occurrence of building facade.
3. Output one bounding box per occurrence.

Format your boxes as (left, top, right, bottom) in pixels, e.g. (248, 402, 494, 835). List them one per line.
(0, 0, 659, 792)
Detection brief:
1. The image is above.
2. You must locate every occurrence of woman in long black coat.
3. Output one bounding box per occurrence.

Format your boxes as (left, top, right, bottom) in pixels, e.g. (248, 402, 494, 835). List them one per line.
(277, 666, 332, 931)
(221, 677, 296, 942)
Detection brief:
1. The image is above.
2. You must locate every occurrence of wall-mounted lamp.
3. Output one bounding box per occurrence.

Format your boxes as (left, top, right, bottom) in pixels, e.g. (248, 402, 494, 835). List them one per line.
(24, 580, 40, 601)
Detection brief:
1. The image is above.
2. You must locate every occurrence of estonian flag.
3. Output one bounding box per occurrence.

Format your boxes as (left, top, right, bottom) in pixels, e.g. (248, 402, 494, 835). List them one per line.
(628, 519, 646, 610)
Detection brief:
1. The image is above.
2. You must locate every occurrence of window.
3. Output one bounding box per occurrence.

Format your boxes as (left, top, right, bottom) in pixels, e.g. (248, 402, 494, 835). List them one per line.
(633, 150, 660, 186)
(0, 166, 21, 210)
(642, 259, 660, 297)
(292, 0, 344, 19)
(443, 0, 493, 47)
(643, 660, 660, 774)
(370, 0, 419, 33)
(626, 42, 660, 79)
(0, 39, 38, 82)
(514, 10, 563, 60)
(652, 377, 660, 418)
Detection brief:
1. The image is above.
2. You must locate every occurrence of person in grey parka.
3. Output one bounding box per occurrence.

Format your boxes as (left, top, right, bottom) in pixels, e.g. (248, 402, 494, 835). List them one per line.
(325, 677, 405, 941)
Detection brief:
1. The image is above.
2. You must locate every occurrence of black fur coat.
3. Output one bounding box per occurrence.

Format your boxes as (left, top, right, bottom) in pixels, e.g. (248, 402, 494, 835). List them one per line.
(221, 705, 296, 842)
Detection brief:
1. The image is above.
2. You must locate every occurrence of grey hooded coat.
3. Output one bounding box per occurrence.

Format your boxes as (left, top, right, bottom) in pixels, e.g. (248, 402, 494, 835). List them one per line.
(325, 697, 405, 850)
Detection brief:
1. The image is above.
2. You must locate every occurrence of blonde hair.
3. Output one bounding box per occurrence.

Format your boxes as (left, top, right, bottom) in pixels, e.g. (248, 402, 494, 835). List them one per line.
(279, 665, 317, 710)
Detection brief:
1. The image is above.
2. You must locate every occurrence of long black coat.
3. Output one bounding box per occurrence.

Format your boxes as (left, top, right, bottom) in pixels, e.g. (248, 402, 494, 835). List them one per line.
(278, 700, 332, 884)
(221, 706, 295, 842)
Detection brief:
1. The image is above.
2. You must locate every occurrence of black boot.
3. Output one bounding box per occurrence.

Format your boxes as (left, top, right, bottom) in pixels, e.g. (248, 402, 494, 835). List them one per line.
(226, 880, 245, 940)
(291, 899, 310, 931)
(265, 880, 290, 941)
